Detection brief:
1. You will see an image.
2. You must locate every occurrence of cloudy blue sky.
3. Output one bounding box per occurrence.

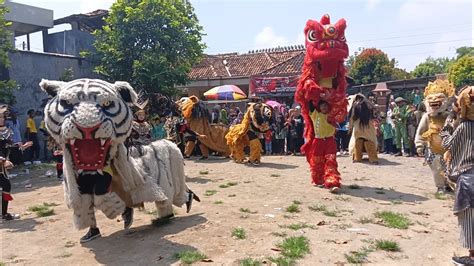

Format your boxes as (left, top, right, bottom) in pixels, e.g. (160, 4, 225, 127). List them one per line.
(12, 0, 473, 71)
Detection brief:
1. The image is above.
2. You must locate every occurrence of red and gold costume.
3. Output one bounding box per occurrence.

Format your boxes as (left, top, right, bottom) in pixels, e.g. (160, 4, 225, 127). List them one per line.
(295, 14, 349, 188)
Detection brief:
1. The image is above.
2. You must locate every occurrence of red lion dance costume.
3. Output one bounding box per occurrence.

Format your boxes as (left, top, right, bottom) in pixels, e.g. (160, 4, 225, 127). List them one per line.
(295, 14, 349, 190)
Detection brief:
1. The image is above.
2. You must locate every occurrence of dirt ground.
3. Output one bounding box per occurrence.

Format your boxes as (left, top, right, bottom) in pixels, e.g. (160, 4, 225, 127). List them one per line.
(0, 154, 464, 265)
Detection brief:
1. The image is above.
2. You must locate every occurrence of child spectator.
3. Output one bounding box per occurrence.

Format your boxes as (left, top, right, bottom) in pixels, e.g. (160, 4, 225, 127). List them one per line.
(265, 129, 272, 155)
(380, 117, 394, 154)
(151, 116, 166, 140)
(25, 109, 41, 165)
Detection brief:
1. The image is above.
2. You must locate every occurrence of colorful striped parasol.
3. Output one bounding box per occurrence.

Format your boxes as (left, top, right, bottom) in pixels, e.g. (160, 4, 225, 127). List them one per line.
(203, 85, 247, 100)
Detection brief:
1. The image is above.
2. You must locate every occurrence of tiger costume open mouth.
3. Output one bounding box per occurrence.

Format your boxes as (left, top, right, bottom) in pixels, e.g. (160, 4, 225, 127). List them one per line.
(68, 138, 111, 171)
(428, 101, 442, 110)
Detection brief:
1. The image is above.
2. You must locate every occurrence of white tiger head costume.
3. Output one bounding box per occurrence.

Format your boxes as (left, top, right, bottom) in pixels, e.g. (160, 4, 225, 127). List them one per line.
(40, 79, 137, 172)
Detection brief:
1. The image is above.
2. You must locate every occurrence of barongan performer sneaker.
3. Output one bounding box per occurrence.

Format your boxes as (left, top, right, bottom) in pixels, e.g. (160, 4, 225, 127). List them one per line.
(452, 256, 474, 266)
(80, 227, 101, 243)
(122, 207, 134, 229)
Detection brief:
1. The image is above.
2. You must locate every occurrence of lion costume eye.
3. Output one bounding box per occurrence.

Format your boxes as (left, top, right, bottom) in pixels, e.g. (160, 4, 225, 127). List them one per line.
(307, 30, 318, 42)
(103, 100, 111, 107)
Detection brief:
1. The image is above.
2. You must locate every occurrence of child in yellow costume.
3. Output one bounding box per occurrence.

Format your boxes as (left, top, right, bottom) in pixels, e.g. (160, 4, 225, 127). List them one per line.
(225, 103, 273, 166)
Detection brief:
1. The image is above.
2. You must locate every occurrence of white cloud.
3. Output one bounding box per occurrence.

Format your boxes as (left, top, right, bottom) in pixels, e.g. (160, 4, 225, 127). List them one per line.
(79, 0, 113, 13)
(295, 32, 305, 45)
(254, 27, 289, 49)
(366, 0, 380, 11)
(398, 0, 467, 23)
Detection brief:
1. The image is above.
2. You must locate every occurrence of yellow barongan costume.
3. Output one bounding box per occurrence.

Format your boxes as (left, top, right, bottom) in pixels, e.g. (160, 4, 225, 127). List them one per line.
(225, 103, 273, 165)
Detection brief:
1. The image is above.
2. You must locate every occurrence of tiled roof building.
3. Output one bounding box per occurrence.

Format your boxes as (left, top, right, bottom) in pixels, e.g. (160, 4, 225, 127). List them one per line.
(180, 45, 306, 98)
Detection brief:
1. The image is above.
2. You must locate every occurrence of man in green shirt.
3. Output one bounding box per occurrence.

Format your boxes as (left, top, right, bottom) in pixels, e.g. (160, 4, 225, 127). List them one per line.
(391, 97, 411, 156)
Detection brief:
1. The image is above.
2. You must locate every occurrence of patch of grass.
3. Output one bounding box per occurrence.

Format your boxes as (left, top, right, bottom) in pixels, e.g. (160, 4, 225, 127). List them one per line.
(64, 241, 75, 248)
(374, 239, 401, 252)
(219, 184, 229, 188)
(228, 194, 236, 197)
(434, 192, 448, 200)
(268, 256, 294, 265)
(240, 258, 261, 266)
(270, 174, 281, 177)
(239, 208, 257, 214)
(335, 195, 351, 202)
(174, 250, 208, 264)
(308, 204, 327, 212)
(292, 200, 302, 205)
(375, 211, 411, 229)
(28, 203, 55, 217)
(285, 222, 315, 230)
(286, 203, 300, 213)
(231, 227, 247, 239)
(227, 181, 238, 186)
(43, 202, 59, 207)
(345, 247, 373, 264)
(199, 170, 209, 175)
(391, 200, 403, 205)
(278, 236, 310, 259)
(204, 190, 217, 196)
(348, 184, 361, 189)
(214, 200, 223, 205)
(357, 216, 375, 224)
(323, 209, 339, 217)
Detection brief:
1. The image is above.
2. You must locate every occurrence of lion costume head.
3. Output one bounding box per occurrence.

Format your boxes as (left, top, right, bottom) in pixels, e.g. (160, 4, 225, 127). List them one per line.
(454, 86, 474, 121)
(423, 79, 455, 116)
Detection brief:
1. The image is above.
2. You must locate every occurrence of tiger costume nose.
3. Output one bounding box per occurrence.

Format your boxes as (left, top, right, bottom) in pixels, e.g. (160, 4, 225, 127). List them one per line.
(73, 123, 102, 139)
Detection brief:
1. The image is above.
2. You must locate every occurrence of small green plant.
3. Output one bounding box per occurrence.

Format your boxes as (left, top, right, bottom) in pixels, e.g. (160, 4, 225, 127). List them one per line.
(345, 247, 373, 264)
(323, 209, 339, 217)
(214, 200, 223, 205)
(391, 200, 403, 205)
(239, 208, 257, 214)
(278, 236, 310, 259)
(292, 200, 302, 205)
(204, 190, 217, 196)
(335, 195, 351, 201)
(199, 170, 209, 175)
(308, 204, 327, 212)
(231, 227, 247, 239)
(28, 203, 55, 217)
(219, 184, 229, 188)
(375, 211, 411, 229)
(374, 239, 401, 252)
(270, 173, 281, 177)
(174, 250, 208, 264)
(240, 258, 261, 266)
(348, 184, 361, 189)
(434, 192, 448, 200)
(286, 203, 300, 213)
(285, 222, 315, 230)
(357, 216, 375, 224)
(227, 181, 238, 186)
(268, 256, 294, 265)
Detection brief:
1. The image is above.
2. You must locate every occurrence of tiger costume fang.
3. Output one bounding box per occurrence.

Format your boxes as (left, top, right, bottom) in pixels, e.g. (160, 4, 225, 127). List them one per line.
(40, 79, 198, 241)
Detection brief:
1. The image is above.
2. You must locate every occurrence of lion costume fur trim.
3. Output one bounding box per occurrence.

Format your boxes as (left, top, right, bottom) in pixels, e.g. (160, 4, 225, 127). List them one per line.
(180, 96, 230, 155)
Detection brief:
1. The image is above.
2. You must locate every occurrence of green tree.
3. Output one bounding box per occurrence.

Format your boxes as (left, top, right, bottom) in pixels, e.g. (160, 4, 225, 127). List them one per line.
(0, 0, 16, 104)
(349, 48, 395, 85)
(448, 55, 473, 89)
(411, 57, 452, 78)
(392, 67, 412, 80)
(59, 67, 74, 82)
(92, 0, 205, 96)
(455, 46, 474, 59)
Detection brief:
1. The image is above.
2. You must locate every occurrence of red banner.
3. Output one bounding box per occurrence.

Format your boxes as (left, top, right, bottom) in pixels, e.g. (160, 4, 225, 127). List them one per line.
(249, 76, 299, 97)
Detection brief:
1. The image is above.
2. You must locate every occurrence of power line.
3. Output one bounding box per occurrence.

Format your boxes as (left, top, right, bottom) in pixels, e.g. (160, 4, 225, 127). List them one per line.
(351, 27, 472, 43)
(379, 38, 473, 49)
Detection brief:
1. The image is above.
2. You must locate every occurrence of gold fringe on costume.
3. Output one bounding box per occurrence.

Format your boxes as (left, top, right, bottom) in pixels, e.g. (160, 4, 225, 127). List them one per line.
(180, 96, 230, 155)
